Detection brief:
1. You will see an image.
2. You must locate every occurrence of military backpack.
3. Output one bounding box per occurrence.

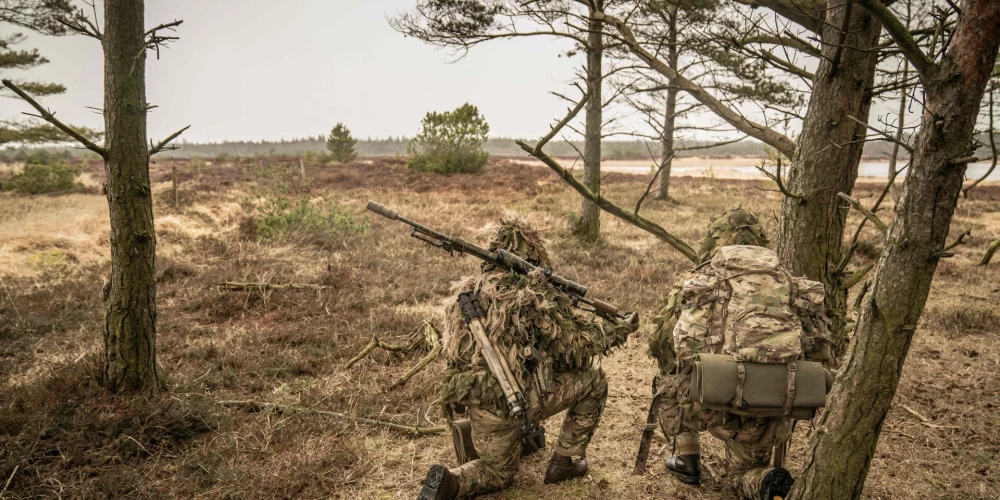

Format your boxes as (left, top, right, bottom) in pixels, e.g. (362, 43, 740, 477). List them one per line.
(674, 245, 834, 418)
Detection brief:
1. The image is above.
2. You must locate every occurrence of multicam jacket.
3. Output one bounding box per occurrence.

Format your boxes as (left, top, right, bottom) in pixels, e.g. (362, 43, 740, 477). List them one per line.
(439, 269, 632, 411)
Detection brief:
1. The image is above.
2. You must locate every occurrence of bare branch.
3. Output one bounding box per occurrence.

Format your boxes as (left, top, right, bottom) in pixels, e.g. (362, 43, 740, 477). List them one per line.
(535, 90, 590, 152)
(729, 0, 824, 33)
(858, 0, 934, 85)
(755, 157, 805, 199)
(837, 192, 888, 235)
(57, 2, 102, 41)
(1, 79, 106, 157)
(517, 140, 699, 263)
(848, 115, 913, 154)
(145, 20, 183, 37)
(964, 84, 997, 197)
(843, 262, 876, 290)
(933, 229, 971, 259)
(835, 163, 905, 275)
(596, 11, 798, 158)
(149, 125, 191, 156)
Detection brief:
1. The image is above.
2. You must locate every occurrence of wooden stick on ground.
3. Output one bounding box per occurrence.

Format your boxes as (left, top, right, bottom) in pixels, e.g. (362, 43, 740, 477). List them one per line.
(215, 282, 326, 292)
(218, 400, 446, 436)
(346, 322, 444, 390)
(388, 328, 442, 391)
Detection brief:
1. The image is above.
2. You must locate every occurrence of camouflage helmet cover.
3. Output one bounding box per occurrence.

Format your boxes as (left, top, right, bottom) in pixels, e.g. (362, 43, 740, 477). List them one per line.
(486, 216, 551, 268)
(696, 207, 769, 263)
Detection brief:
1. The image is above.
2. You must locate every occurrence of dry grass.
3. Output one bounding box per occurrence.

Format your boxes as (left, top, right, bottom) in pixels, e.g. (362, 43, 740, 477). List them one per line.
(0, 157, 998, 499)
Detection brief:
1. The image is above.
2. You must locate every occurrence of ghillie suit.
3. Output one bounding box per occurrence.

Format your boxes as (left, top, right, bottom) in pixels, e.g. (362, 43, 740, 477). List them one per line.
(647, 208, 833, 499)
(423, 217, 635, 499)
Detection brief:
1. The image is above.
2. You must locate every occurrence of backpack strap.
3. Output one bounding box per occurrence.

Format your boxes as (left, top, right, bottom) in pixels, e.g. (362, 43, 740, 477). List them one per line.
(782, 361, 798, 416)
(732, 361, 747, 411)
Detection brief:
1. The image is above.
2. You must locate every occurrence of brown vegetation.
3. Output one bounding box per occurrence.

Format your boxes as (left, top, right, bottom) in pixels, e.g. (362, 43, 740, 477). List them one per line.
(1, 157, 998, 498)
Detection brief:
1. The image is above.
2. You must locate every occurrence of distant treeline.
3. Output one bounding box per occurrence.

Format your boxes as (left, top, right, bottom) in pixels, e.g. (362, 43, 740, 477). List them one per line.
(3, 134, 996, 161)
(144, 136, 772, 159)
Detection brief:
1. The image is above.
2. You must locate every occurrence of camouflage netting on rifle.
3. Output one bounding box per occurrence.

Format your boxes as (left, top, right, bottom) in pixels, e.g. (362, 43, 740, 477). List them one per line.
(439, 217, 630, 410)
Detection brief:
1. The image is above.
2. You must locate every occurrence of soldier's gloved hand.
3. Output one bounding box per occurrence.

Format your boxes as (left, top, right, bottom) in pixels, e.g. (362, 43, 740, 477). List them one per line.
(624, 311, 640, 332)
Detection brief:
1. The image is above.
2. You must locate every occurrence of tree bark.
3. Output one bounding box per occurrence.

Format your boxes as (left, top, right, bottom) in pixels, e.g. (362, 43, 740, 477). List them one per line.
(777, 0, 881, 355)
(574, 3, 604, 241)
(656, 6, 678, 201)
(790, 2, 1000, 498)
(101, 0, 160, 392)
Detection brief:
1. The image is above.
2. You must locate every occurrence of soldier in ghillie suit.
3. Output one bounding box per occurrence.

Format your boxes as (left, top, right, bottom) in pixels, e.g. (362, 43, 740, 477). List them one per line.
(648, 207, 831, 499)
(417, 217, 639, 499)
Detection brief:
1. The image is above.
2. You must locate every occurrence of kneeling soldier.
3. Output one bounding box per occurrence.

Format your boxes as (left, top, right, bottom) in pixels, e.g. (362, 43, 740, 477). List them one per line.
(647, 208, 834, 499)
(418, 217, 638, 499)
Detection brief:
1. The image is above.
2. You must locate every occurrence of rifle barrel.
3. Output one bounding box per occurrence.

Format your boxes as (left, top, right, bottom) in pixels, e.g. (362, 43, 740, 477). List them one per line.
(367, 200, 622, 318)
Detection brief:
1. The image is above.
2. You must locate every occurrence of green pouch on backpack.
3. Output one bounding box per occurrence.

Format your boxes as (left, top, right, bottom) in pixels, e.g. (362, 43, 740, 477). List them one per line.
(689, 353, 833, 420)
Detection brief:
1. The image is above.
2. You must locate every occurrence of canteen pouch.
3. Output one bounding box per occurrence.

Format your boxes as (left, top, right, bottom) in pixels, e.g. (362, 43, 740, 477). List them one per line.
(451, 419, 479, 465)
(689, 353, 833, 420)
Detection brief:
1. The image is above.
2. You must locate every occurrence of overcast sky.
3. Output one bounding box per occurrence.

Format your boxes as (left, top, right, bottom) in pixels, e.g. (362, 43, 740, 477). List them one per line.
(2, 1, 588, 143)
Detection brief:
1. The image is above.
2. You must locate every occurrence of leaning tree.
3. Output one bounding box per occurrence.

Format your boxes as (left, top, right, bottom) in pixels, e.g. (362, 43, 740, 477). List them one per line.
(790, 1, 1000, 496)
(3, 0, 188, 392)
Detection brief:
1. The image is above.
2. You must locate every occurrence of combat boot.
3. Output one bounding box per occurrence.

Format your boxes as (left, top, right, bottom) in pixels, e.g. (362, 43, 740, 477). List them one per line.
(665, 454, 701, 485)
(543, 453, 588, 484)
(758, 467, 794, 500)
(417, 464, 459, 500)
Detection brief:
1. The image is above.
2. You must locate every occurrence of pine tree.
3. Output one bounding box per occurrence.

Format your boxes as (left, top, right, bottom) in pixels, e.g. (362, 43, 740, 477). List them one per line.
(326, 123, 357, 162)
(0, 1, 100, 146)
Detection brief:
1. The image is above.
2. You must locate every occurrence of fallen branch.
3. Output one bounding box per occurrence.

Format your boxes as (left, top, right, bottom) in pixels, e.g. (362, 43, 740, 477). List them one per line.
(218, 400, 446, 436)
(215, 282, 325, 292)
(1, 465, 18, 496)
(837, 192, 888, 235)
(388, 330, 442, 391)
(346, 322, 444, 391)
(980, 239, 1000, 266)
(901, 404, 960, 430)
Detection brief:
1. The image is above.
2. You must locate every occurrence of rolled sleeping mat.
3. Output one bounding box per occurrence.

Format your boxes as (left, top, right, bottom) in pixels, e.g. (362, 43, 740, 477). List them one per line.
(689, 353, 834, 420)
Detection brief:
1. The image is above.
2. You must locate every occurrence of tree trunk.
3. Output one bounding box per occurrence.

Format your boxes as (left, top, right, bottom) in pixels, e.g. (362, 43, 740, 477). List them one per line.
(777, 0, 881, 355)
(101, 0, 160, 392)
(790, 2, 1000, 498)
(656, 6, 678, 201)
(574, 4, 603, 241)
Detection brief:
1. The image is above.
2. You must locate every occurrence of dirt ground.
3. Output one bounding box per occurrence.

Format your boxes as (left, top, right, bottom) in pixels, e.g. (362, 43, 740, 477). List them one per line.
(1, 156, 998, 499)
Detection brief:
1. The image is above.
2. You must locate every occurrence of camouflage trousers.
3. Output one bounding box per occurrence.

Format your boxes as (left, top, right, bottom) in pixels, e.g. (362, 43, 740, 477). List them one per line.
(655, 371, 793, 499)
(451, 367, 608, 498)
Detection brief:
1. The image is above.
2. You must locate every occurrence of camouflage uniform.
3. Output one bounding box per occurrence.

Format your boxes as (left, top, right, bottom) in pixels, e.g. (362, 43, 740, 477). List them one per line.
(650, 208, 789, 498)
(439, 218, 634, 498)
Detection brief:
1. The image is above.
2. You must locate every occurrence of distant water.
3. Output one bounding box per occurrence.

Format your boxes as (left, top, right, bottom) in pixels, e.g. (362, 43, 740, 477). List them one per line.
(602, 161, 998, 181)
